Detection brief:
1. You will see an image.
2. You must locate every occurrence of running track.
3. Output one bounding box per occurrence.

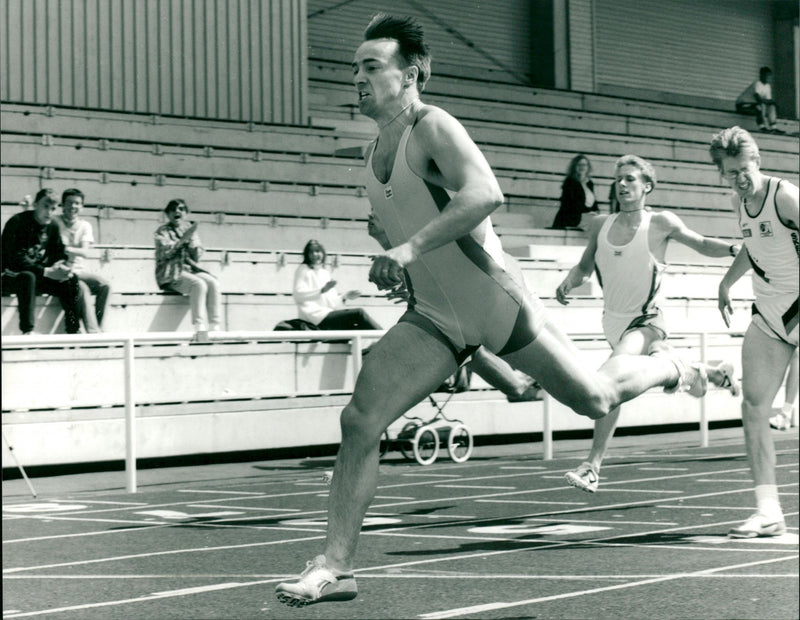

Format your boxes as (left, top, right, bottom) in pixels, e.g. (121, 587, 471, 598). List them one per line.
(3, 429, 798, 619)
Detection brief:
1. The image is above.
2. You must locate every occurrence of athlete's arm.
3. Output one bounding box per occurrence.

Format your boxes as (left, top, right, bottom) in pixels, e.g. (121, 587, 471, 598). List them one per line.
(369, 108, 503, 288)
(775, 181, 799, 230)
(718, 246, 752, 327)
(660, 211, 739, 258)
(556, 216, 603, 305)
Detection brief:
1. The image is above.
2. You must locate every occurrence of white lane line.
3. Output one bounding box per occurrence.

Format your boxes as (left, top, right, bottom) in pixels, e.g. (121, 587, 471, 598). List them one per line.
(477, 500, 588, 506)
(402, 473, 464, 478)
(2, 534, 326, 574)
(185, 505, 299, 512)
(637, 467, 688, 471)
(656, 505, 752, 511)
(524, 518, 679, 526)
(177, 490, 266, 495)
(73, 500, 150, 506)
(3, 524, 174, 544)
(374, 496, 416, 500)
(600, 489, 685, 494)
(695, 478, 753, 483)
(1, 579, 278, 619)
(434, 485, 517, 490)
(500, 466, 546, 470)
(417, 555, 799, 619)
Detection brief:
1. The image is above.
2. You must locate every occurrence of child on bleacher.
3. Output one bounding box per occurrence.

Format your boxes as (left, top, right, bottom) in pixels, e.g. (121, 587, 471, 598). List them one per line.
(557, 154, 741, 494)
(154, 199, 221, 340)
(55, 188, 111, 333)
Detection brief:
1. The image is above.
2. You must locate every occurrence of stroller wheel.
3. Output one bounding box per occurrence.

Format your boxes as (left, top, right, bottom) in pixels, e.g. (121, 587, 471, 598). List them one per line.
(399, 421, 421, 461)
(447, 424, 473, 463)
(413, 425, 439, 465)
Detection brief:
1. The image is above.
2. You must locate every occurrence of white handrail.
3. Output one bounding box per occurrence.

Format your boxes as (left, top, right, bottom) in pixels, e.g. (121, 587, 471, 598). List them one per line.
(2, 328, 743, 491)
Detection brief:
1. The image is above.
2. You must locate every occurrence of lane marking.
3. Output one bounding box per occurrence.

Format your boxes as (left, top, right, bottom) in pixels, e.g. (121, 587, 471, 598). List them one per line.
(476, 499, 588, 506)
(417, 555, 799, 619)
(402, 473, 463, 478)
(434, 485, 517, 490)
(177, 490, 266, 495)
(637, 467, 688, 471)
(597, 489, 684, 494)
(135, 510, 243, 520)
(185, 504, 299, 512)
(3, 534, 326, 574)
(374, 496, 416, 500)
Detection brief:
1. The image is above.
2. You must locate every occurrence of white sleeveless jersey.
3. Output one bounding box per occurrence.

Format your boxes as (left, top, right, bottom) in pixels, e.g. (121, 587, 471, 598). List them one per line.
(737, 177, 799, 344)
(738, 177, 800, 299)
(595, 210, 665, 317)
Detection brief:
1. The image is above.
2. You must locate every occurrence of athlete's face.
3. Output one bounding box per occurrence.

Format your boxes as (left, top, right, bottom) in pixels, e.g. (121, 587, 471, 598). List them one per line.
(353, 39, 409, 120)
(615, 164, 651, 210)
(719, 154, 763, 199)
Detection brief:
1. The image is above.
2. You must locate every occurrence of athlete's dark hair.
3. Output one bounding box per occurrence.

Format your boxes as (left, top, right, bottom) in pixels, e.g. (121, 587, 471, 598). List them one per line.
(364, 13, 431, 91)
(61, 188, 85, 204)
(302, 239, 326, 267)
(165, 198, 189, 213)
(759, 66, 772, 81)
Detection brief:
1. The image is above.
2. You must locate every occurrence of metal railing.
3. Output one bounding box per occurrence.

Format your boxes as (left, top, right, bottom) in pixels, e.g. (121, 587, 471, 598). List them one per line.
(2, 329, 742, 493)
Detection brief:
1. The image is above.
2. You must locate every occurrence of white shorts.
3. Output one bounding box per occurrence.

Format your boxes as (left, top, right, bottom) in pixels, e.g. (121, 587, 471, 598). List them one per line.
(752, 295, 799, 347)
(603, 308, 668, 350)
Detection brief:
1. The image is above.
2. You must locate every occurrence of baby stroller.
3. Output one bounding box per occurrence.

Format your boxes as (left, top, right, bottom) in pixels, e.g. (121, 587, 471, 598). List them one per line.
(386, 364, 474, 466)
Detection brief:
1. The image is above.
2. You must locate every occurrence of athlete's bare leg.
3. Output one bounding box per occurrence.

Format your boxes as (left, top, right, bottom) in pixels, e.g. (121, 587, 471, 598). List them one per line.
(501, 321, 679, 419)
(324, 322, 457, 572)
(470, 346, 536, 399)
(740, 323, 795, 488)
(584, 326, 666, 471)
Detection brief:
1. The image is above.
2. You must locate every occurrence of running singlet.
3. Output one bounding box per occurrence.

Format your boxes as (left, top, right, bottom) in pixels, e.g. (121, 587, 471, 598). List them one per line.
(595, 211, 667, 346)
(364, 117, 541, 354)
(738, 177, 799, 345)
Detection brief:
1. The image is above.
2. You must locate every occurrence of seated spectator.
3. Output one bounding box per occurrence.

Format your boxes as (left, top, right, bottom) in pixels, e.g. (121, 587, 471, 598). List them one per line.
(293, 240, 382, 330)
(55, 188, 111, 333)
(154, 199, 221, 339)
(1, 188, 82, 334)
(736, 67, 783, 134)
(551, 154, 600, 229)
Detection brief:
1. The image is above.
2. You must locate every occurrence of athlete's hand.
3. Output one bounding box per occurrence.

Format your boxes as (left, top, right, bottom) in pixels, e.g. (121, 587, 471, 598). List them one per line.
(718, 283, 733, 328)
(369, 244, 415, 290)
(555, 280, 571, 305)
(385, 282, 410, 304)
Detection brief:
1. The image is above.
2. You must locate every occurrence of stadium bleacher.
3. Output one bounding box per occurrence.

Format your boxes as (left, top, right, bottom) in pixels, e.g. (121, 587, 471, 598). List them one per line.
(3, 43, 796, 466)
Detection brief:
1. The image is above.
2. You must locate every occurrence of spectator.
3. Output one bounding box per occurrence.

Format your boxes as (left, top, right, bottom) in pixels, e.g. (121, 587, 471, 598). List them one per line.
(1, 188, 82, 334)
(293, 239, 382, 330)
(551, 154, 600, 229)
(154, 199, 221, 339)
(55, 188, 111, 333)
(736, 67, 783, 134)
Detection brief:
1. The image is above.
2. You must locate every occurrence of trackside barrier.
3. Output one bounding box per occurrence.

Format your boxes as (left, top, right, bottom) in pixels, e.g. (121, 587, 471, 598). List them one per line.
(2, 329, 741, 493)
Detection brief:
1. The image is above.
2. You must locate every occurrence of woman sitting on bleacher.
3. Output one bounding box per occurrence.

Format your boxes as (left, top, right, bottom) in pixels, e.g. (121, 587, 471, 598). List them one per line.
(292, 239, 381, 330)
(551, 154, 600, 230)
(154, 199, 222, 339)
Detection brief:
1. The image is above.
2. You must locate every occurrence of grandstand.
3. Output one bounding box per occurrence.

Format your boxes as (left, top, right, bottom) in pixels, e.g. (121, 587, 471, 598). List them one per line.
(2, 0, 798, 471)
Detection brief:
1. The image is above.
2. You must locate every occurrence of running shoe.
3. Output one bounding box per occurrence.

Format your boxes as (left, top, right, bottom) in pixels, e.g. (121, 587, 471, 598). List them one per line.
(769, 412, 792, 431)
(649, 342, 708, 398)
(564, 462, 599, 493)
(712, 361, 740, 396)
(728, 513, 787, 538)
(275, 555, 357, 607)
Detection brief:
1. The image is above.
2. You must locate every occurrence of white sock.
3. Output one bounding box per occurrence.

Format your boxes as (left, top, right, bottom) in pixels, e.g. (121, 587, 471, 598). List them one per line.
(781, 402, 796, 417)
(754, 485, 782, 519)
